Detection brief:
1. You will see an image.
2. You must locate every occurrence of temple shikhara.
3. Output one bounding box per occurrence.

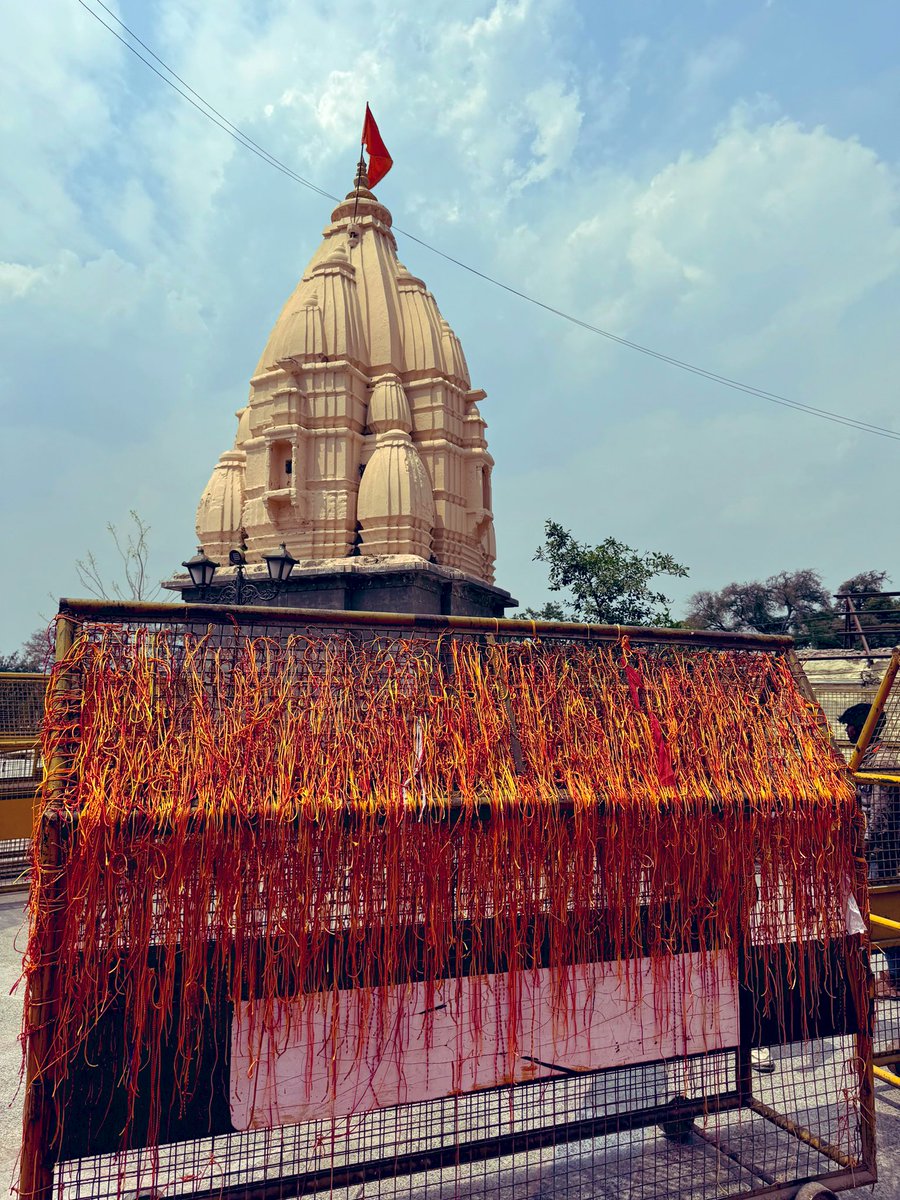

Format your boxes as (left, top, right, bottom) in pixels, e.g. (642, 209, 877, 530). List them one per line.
(172, 166, 515, 616)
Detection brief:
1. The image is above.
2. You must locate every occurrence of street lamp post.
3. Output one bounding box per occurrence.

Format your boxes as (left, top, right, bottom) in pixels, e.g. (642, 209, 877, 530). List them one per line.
(182, 543, 297, 605)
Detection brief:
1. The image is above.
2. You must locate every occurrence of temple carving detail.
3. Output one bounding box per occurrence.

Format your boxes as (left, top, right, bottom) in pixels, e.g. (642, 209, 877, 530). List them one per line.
(196, 170, 497, 587)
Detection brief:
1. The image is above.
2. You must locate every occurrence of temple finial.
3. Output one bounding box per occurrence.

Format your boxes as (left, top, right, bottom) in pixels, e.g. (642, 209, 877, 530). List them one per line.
(346, 156, 376, 203)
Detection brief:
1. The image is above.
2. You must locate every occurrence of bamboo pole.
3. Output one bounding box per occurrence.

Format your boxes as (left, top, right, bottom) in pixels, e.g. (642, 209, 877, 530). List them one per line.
(56, 596, 795, 651)
(747, 1098, 859, 1170)
(848, 648, 900, 773)
(18, 617, 75, 1200)
(852, 770, 900, 787)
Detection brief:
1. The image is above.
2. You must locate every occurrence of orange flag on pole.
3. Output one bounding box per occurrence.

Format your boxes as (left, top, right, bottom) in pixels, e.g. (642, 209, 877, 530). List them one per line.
(361, 104, 393, 189)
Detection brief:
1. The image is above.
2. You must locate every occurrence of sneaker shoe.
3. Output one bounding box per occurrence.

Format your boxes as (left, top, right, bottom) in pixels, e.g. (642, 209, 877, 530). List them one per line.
(751, 1048, 775, 1073)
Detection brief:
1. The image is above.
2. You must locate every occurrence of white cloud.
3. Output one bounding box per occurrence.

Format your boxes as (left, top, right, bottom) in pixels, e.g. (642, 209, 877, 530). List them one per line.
(1, 0, 899, 645)
(482, 108, 900, 607)
(511, 113, 900, 385)
(461, 0, 533, 45)
(0, 2, 121, 264)
(0, 263, 46, 299)
(586, 35, 649, 134)
(684, 36, 743, 94)
(513, 81, 583, 189)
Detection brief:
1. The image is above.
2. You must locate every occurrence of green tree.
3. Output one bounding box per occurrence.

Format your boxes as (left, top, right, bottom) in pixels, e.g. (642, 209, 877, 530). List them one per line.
(685, 568, 898, 648)
(685, 569, 834, 644)
(0, 628, 50, 672)
(522, 521, 689, 626)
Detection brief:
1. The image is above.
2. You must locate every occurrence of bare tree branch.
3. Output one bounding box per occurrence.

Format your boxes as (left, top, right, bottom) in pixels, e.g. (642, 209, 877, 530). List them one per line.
(75, 511, 162, 602)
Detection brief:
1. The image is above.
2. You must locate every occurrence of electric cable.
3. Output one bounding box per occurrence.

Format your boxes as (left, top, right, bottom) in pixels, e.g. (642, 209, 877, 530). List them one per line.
(73, 0, 336, 201)
(72, 0, 900, 442)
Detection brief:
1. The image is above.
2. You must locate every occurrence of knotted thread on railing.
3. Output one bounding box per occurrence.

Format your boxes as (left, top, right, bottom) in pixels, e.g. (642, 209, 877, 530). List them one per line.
(23, 623, 861, 1168)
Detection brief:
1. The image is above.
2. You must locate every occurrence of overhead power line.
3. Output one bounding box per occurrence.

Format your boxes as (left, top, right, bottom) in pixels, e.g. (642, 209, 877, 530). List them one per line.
(73, 0, 336, 201)
(74, 0, 900, 443)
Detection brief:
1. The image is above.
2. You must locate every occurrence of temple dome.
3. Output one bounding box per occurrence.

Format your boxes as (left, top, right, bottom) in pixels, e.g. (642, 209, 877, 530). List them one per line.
(195, 449, 245, 562)
(235, 407, 251, 445)
(252, 186, 467, 380)
(396, 264, 445, 376)
(367, 375, 412, 434)
(357, 430, 435, 560)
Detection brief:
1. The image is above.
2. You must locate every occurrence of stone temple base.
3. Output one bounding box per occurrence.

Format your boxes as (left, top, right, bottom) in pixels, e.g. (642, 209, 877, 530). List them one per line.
(164, 555, 517, 619)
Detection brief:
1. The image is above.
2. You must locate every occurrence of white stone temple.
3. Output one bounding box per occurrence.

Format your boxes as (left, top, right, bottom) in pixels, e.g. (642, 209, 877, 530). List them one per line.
(175, 167, 514, 616)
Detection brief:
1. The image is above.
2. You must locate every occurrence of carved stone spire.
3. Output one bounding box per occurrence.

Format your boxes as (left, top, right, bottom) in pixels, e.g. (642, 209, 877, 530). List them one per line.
(193, 176, 499, 585)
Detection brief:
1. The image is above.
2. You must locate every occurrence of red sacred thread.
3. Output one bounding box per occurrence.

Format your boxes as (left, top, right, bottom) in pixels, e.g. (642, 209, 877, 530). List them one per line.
(619, 634, 677, 789)
(22, 625, 861, 1181)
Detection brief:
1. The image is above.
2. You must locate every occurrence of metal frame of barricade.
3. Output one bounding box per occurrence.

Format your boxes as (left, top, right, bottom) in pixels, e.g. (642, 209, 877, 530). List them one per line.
(19, 600, 877, 1200)
(846, 648, 900, 1071)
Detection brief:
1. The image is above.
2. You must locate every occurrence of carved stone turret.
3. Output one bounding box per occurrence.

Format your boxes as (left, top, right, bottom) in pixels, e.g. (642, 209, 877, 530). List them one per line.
(172, 171, 515, 617)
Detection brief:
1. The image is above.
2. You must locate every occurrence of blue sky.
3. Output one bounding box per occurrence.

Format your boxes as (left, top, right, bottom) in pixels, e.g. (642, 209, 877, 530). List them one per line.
(2, 0, 899, 647)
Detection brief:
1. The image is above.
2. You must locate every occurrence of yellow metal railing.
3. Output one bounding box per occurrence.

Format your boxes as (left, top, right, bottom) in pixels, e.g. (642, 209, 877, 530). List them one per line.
(848, 649, 900, 773)
(0, 671, 49, 842)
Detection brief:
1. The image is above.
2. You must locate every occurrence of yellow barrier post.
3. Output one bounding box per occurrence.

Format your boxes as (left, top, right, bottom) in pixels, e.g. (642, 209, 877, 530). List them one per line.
(848, 647, 900, 773)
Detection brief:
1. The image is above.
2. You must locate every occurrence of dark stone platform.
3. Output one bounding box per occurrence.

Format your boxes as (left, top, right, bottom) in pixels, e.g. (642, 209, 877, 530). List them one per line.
(164, 555, 517, 619)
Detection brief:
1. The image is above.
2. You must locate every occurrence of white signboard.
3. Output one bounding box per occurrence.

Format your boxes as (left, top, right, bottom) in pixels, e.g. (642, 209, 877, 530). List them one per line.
(230, 952, 739, 1131)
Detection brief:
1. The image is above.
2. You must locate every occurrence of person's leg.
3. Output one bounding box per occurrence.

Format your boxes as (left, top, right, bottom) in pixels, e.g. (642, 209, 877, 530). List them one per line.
(884, 946, 900, 991)
(751, 1047, 774, 1073)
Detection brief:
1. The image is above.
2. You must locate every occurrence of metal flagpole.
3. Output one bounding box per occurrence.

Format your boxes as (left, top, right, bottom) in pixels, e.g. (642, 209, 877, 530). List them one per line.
(353, 106, 368, 223)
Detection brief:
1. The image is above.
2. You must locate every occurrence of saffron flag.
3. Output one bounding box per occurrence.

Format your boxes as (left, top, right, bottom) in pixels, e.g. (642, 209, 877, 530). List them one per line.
(362, 104, 393, 189)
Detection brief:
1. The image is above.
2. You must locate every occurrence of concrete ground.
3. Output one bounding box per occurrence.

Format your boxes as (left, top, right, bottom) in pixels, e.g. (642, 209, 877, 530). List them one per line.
(0, 888, 897, 1200)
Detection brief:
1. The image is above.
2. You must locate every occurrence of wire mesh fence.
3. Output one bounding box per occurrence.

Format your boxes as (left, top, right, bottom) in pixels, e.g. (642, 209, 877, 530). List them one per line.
(840, 650, 900, 1064)
(0, 673, 46, 877)
(815, 681, 897, 760)
(843, 652, 900, 890)
(54, 1038, 865, 1200)
(872, 955, 900, 1065)
(0, 672, 47, 746)
(20, 602, 875, 1200)
(798, 656, 900, 887)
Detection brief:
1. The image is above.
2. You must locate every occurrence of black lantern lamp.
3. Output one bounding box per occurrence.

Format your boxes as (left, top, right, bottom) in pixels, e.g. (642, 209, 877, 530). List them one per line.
(262, 542, 297, 585)
(182, 547, 219, 590)
(182, 542, 296, 605)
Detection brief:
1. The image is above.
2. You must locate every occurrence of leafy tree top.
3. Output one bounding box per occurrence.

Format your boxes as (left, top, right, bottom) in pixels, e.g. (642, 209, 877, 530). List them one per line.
(522, 521, 689, 627)
(685, 568, 898, 648)
(0, 628, 51, 672)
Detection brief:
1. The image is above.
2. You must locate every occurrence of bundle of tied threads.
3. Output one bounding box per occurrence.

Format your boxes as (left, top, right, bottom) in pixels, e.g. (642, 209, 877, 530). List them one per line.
(24, 623, 862, 1160)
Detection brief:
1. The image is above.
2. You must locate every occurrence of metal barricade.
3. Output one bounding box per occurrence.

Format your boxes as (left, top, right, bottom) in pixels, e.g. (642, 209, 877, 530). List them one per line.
(19, 600, 875, 1200)
(843, 649, 900, 1069)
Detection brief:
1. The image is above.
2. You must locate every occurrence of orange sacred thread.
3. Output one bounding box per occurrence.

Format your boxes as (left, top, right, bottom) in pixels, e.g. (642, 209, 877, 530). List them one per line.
(22, 625, 860, 1177)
